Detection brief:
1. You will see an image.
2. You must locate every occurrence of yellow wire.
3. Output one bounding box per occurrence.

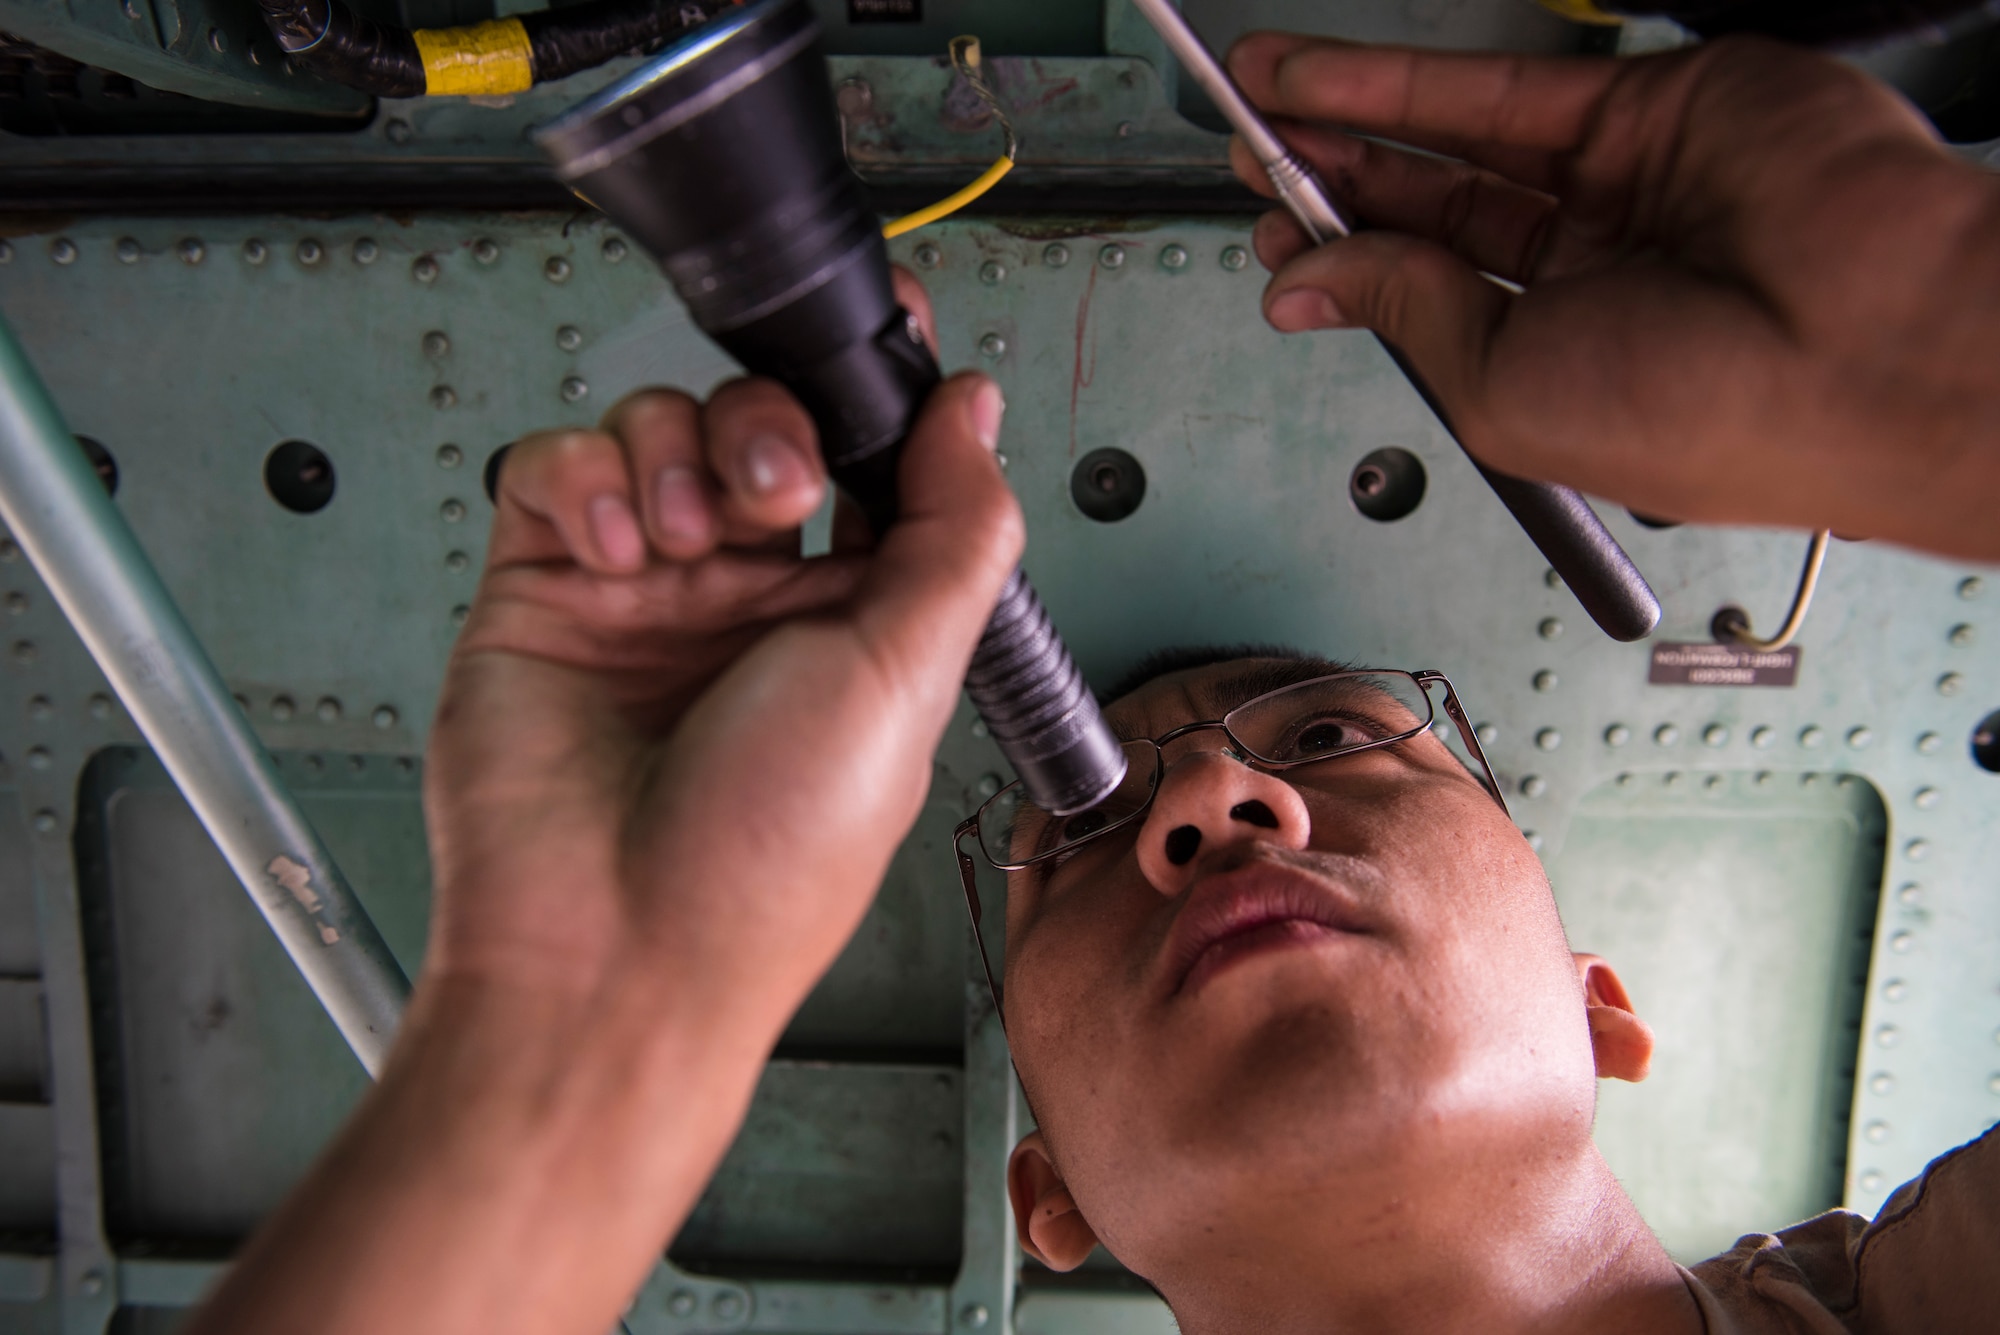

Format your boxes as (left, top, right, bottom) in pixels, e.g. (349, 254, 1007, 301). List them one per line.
(882, 156, 1014, 239)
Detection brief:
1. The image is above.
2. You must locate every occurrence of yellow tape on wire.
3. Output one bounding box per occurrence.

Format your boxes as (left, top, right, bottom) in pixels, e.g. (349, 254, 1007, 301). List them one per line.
(413, 17, 534, 97)
(882, 36, 1016, 239)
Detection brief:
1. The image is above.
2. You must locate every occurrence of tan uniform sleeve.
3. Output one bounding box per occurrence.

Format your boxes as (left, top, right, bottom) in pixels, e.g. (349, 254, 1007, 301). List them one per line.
(1683, 1123, 2000, 1335)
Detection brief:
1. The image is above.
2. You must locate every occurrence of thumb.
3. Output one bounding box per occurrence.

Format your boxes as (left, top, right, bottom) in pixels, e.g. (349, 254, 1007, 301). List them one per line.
(850, 371, 1025, 694)
(1263, 232, 1509, 434)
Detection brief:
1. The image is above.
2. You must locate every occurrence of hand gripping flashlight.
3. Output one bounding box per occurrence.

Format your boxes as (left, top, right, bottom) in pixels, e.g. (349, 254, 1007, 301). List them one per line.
(534, 0, 1127, 817)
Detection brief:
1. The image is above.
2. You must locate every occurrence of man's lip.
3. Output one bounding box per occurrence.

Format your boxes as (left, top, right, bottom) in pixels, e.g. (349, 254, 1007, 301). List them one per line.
(1162, 859, 1371, 998)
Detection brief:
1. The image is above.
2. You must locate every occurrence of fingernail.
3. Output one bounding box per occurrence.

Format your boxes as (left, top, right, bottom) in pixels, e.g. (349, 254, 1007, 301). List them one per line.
(972, 379, 1006, 451)
(740, 432, 811, 497)
(653, 466, 708, 544)
(587, 494, 644, 569)
(1267, 288, 1346, 332)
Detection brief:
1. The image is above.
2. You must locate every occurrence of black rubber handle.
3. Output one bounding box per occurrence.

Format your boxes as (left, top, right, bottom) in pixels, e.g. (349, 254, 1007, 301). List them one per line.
(1377, 338, 1661, 643)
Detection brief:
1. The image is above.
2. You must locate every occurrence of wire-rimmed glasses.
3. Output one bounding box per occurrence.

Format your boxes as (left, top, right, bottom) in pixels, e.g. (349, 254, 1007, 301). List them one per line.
(951, 669, 1507, 1017)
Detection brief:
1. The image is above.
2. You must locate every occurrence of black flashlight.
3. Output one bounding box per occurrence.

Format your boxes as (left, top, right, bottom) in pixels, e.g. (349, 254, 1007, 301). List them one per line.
(534, 0, 1126, 817)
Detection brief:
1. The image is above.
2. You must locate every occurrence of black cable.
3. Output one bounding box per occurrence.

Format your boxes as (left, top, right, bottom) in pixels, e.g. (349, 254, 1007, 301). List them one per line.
(255, 0, 738, 99)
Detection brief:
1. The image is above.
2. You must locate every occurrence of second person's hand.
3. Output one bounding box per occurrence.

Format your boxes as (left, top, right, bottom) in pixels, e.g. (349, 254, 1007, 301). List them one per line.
(1227, 33, 2000, 562)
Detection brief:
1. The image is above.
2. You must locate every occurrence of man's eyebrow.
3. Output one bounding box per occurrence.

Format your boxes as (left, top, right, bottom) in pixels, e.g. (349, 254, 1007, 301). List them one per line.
(1198, 657, 1353, 715)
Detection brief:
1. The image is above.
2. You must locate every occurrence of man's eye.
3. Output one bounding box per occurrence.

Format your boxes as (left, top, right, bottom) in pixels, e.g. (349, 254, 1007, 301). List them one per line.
(1060, 808, 1112, 842)
(1293, 717, 1371, 755)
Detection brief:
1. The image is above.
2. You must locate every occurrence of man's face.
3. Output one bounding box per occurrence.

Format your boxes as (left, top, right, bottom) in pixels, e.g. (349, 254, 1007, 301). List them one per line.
(1000, 658, 1602, 1277)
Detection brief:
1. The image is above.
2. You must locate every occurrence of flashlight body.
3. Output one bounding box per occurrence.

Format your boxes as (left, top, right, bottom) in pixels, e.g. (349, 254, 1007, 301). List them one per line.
(537, 0, 1127, 816)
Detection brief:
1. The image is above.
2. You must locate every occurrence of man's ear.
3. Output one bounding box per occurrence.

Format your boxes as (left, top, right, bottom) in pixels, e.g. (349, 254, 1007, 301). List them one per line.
(1575, 953, 1653, 1082)
(1007, 1132, 1100, 1271)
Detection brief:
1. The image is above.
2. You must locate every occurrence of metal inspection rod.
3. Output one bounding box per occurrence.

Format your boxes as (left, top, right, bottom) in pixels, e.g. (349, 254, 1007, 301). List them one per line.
(1130, 0, 1662, 643)
(0, 314, 409, 1075)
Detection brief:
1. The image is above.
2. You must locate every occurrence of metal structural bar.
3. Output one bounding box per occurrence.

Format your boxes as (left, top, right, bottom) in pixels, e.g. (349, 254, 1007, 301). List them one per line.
(0, 314, 409, 1075)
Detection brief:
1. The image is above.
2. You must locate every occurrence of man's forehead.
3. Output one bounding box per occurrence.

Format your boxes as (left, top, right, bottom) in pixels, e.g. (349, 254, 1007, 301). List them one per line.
(1102, 656, 1349, 740)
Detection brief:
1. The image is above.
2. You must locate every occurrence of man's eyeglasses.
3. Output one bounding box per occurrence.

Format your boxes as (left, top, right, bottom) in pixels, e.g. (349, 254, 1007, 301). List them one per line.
(951, 669, 1508, 1019)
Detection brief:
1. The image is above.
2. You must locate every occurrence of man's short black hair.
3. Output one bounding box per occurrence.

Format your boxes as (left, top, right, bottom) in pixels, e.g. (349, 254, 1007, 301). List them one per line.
(1101, 644, 1353, 706)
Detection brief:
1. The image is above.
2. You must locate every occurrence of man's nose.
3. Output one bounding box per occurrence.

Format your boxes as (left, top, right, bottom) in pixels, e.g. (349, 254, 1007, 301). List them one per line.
(1135, 750, 1312, 897)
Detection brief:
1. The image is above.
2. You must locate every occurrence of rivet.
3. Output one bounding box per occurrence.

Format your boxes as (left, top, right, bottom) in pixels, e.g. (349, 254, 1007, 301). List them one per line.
(450, 604, 470, 627)
(1098, 243, 1125, 269)
(422, 330, 450, 357)
(959, 1304, 990, 1330)
(602, 236, 628, 263)
(970, 718, 988, 738)
(1535, 728, 1561, 752)
(1754, 770, 1771, 786)
(544, 256, 571, 283)
(297, 238, 324, 265)
(978, 332, 1006, 360)
(1896, 882, 1921, 906)
(976, 773, 1002, 797)
(1160, 243, 1189, 270)
(1475, 723, 1497, 746)
(560, 376, 589, 403)
(1847, 725, 1873, 749)
(1704, 773, 1725, 791)
(1876, 1024, 1900, 1048)
(1538, 617, 1563, 640)
(440, 499, 467, 523)
(1864, 1120, 1890, 1144)
(1748, 725, 1773, 748)
(248, 40, 266, 66)
(243, 238, 268, 265)
(473, 238, 500, 265)
(412, 255, 440, 284)
(1533, 670, 1558, 693)
(384, 118, 413, 144)
(1959, 575, 1984, 600)
(271, 695, 296, 721)
(12, 639, 36, 665)
(115, 238, 140, 264)
(1916, 730, 1941, 754)
(979, 259, 1006, 285)
(1603, 723, 1630, 746)
(1948, 622, 1975, 647)
(177, 237, 205, 265)
(207, 26, 226, 52)
(1654, 723, 1679, 746)
(712, 1292, 745, 1321)
(668, 1290, 697, 1317)
(1882, 978, 1907, 1002)
(349, 237, 378, 265)
(31, 810, 56, 835)
(1859, 1170, 1884, 1193)
(1799, 725, 1824, 748)
(430, 385, 457, 410)
(1890, 930, 1914, 953)
(5, 591, 25, 615)
(84, 693, 111, 720)
(1615, 772, 1634, 787)
(1543, 567, 1563, 589)
(993, 451, 1008, 471)
(1042, 243, 1069, 268)
(914, 243, 942, 269)
(1220, 244, 1248, 271)
(435, 444, 462, 469)
(50, 238, 76, 265)
(348, 754, 366, 772)
(122, 0, 138, 16)
(372, 705, 398, 729)
(316, 697, 342, 723)
(1523, 829, 1544, 851)
(0, 540, 15, 561)
(1703, 723, 1729, 747)
(77, 1268, 103, 1297)
(1870, 1071, 1895, 1095)
(303, 753, 323, 773)
(1990, 1074, 2000, 1095)
(27, 694, 51, 719)
(27, 746, 51, 770)
(445, 550, 469, 573)
(1116, 119, 1135, 137)
(555, 325, 584, 352)
(0, 241, 11, 264)
(1905, 838, 1930, 861)
(1521, 774, 1547, 798)
(1937, 671, 1964, 697)
(1663, 770, 1683, 788)
(1838, 773, 1857, 788)
(1914, 786, 1941, 810)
